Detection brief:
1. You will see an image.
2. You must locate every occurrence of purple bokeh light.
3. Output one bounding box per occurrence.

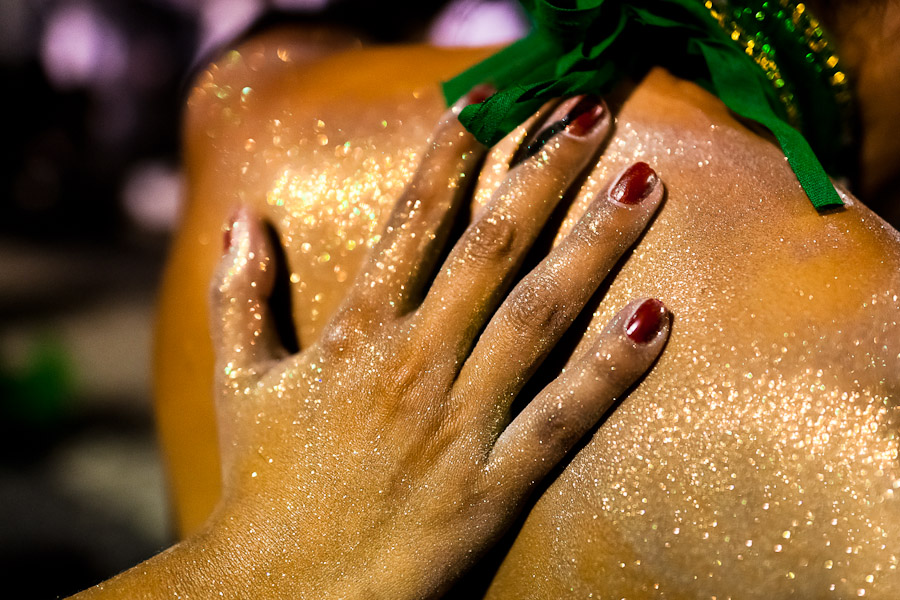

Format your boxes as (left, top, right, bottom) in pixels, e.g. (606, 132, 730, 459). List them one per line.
(41, 1, 128, 89)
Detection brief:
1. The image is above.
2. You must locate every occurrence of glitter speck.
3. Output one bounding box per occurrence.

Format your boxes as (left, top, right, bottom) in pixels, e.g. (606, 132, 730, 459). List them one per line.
(185, 51, 900, 597)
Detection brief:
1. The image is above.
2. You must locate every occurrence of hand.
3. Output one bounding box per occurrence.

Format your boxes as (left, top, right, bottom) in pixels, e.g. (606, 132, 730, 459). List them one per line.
(202, 92, 670, 599)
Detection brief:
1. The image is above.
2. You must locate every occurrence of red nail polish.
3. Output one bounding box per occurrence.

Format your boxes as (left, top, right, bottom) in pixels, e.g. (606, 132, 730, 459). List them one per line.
(223, 210, 240, 251)
(565, 95, 605, 137)
(625, 298, 667, 344)
(465, 83, 495, 106)
(608, 162, 658, 205)
(523, 95, 606, 158)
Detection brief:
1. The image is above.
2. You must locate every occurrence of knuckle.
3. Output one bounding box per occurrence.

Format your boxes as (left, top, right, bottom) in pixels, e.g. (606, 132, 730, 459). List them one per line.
(381, 359, 422, 399)
(319, 316, 357, 353)
(523, 141, 584, 184)
(322, 303, 374, 350)
(572, 212, 615, 247)
(421, 123, 476, 168)
(432, 110, 473, 146)
(532, 158, 572, 188)
(433, 122, 469, 150)
(404, 171, 440, 205)
(404, 148, 480, 215)
(504, 275, 565, 333)
(582, 344, 642, 391)
(463, 215, 518, 264)
(377, 351, 443, 411)
(538, 405, 581, 449)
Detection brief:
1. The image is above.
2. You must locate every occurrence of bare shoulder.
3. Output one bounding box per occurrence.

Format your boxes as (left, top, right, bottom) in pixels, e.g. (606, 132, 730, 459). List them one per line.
(486, 68, 900, 598)
(161, 41, 900, 598)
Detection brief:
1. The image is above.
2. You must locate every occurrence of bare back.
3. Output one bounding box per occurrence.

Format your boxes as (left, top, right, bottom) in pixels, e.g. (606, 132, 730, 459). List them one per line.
(156, 31, 900, 597)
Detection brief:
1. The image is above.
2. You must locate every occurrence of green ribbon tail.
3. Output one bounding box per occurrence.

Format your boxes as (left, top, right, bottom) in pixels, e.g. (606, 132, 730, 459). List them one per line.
(442, 32, 557, 105)
(442, 32, 563, 146)
(700, 43, 843, 209)
(443, 0, 845, 211)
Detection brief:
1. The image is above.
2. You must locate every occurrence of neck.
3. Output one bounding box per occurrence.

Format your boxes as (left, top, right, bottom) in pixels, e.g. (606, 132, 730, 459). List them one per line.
(811, 0, 900, 208)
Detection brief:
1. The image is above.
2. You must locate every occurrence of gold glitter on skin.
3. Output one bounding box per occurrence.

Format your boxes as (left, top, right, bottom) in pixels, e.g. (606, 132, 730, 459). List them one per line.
(127, 70, 668, 599)
(484, 80, 900, 599)
(157, 36, 900, 598)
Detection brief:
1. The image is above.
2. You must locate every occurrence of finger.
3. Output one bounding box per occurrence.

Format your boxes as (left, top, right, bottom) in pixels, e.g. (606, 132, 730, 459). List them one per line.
(418, 95, 612, 353)
(482, 298, 671, 496)
(209, 207, 283, 384)
(346, 85, 492, 317)
(470, 100, 561, 215)
(456, 162, 663, 409)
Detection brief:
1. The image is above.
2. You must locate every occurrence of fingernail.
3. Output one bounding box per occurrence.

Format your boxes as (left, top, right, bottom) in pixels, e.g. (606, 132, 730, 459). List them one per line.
(608, 162, 658, 205)
(625, 298, 668, 344)
(524, 95, 605, 158)
(565, 95, 605, 137)
(224, 208, 246, 252)
(464, 83, 495, 106)
(223, 215, 236, 252)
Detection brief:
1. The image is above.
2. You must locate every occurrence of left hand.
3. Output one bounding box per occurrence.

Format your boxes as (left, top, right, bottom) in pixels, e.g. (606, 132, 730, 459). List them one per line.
(72, 93, 670, 600)
(203, 93, 670, 599)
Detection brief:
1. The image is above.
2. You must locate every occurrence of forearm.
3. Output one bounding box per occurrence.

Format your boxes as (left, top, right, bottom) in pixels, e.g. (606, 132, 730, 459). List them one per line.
(68, 516, 429, 600)
(68, 530, 235, 600)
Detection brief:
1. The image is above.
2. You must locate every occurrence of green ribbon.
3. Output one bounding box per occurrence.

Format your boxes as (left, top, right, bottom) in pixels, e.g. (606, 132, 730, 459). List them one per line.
(443, 0, 845, 210)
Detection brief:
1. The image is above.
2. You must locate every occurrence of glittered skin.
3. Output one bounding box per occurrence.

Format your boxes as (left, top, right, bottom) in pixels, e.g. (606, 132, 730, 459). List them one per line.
(155, 31, 900, 598)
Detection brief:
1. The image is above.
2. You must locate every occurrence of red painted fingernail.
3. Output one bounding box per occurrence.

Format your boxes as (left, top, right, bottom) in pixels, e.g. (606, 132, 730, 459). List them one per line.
(223, 225, 233, 252)
(608, 162, 658, 205)
(565, 95, 605, 137)
(465, 83, 495, 106)
(523, 95, 605, 158)
(223, 210, 240, 252)
(625, 298, 668, 344)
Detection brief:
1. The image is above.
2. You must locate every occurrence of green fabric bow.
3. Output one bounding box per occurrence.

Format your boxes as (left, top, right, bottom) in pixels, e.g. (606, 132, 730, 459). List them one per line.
(443, 0, 844, 210)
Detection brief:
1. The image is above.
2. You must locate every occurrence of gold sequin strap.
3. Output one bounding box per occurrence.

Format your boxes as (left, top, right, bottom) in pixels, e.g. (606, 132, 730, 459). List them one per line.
(704, 0, 855, 176)
(444, 0, 856, 210)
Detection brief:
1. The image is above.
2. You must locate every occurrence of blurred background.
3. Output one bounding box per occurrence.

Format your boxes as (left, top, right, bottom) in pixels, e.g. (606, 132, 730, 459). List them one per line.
(0, 0, 528, 597)
(3, 1, 898, 597)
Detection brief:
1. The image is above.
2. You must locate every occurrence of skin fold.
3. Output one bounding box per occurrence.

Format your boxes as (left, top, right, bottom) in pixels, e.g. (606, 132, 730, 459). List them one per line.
(155, 28, 900, 599)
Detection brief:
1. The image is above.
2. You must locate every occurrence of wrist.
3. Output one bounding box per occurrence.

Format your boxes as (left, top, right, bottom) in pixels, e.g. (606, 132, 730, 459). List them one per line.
(196, 504, 437, 600)
(214, 496, 482, 599)
(67, 529, 236, 599)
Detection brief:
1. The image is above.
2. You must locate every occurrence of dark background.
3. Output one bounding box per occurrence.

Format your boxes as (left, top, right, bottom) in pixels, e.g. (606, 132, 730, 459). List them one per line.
(0, 1, 527, 597)
(0, 1, 895, 598)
